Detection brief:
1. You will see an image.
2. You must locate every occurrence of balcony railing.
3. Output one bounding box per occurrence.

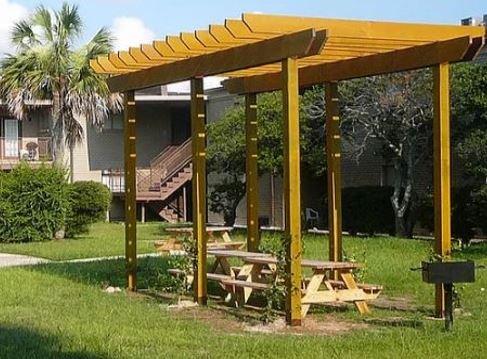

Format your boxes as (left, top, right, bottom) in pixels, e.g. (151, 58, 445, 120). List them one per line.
(0, 137, 53, 162)
(102, 169, 125, 193)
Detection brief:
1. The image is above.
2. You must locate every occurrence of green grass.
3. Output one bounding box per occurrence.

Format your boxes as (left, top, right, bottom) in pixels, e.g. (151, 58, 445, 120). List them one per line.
(0, 224, 486, 358)
(0, 222, 162, 261)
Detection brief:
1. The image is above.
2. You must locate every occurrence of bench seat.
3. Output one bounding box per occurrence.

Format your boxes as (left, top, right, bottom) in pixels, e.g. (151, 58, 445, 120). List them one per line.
(327, 279, 383, 292)
(221, 279, 271, 291)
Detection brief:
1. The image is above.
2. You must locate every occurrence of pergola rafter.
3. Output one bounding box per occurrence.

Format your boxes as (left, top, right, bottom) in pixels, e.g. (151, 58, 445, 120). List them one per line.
(90, 13, 486, 326)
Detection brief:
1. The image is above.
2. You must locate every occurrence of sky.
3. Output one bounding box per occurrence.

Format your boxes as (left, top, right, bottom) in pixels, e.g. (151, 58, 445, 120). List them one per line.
(0, 0, 485, 90)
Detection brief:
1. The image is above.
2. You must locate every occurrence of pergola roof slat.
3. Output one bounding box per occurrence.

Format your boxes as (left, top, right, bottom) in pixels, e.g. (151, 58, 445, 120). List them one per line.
(107, 28, 327, 92)
(242, 13, 485, 42)
(91, 13, 485, 91)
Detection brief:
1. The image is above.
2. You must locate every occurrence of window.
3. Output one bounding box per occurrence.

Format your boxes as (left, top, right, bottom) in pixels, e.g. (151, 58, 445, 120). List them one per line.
(103, 114, 123, 131)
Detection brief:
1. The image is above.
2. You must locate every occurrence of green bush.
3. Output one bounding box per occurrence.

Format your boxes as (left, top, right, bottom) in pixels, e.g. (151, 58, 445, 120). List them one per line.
(472, 186, 487, 235)
(0, 163, 70, 242)
(66, 181, 111, 237)
(340, 186, 395, 236)
(417, 186, 486, 244)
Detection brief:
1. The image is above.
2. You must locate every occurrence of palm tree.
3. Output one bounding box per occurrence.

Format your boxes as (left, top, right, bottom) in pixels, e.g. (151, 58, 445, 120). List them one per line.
(0, 3, 121, 181)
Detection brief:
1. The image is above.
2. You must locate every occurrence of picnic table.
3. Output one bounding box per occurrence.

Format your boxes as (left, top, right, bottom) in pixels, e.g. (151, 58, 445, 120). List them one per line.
(165, 226, 234, 242)
(155, 226, 244, 254)
(168, 249, 382, 317)
(239, 256, 380, 316)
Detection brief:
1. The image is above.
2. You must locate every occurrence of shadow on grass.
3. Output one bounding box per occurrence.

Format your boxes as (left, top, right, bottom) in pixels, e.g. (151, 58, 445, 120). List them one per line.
(30, 256, 173, 290)
(0, 325, 104, 358)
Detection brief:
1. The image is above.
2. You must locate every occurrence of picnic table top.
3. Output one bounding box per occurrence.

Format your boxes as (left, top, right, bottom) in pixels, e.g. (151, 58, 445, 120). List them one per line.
(242, 256, 362, 270)
(207, 249, 270, 258)
(165, 226, 234, 233)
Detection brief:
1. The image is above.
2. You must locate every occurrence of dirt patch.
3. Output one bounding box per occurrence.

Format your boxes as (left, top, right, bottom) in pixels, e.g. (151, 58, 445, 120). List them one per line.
(136, 290, 371, 336)
(243, 317, 368, 336)
(372, 296, 431, 312)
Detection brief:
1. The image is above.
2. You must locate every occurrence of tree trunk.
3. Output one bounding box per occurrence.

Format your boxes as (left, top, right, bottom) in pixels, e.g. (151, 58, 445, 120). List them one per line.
(394, 214, 408, 238)
(69, 144, 74, 183)
(390, 158, 415, 238)
(223, 206, 237, 227)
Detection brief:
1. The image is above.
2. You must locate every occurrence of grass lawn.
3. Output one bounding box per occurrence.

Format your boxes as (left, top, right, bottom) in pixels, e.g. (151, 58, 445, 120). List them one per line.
(0, 223, 486, 358)
(0, 222, 162, 261)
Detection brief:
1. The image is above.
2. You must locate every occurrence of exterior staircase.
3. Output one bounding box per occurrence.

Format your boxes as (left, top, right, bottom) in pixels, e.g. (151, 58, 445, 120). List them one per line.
(136, 138, 192, 223)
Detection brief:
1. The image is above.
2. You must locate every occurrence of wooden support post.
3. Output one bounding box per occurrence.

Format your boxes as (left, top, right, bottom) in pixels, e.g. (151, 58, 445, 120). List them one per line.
(325, 82, 343, 271)
(245, 93, 260, 252)
(141, 202, 146, 223)
(124, 90, 137, 291)
(282, 57, 302, 326)
(433, 63, 452, 318)
(183, 185, 187, 222)
(191, 77, 207, 305)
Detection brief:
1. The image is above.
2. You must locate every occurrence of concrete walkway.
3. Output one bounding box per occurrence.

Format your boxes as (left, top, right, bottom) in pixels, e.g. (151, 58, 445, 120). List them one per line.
(0, 252, 160, 269)
(0, 253, 49, 268)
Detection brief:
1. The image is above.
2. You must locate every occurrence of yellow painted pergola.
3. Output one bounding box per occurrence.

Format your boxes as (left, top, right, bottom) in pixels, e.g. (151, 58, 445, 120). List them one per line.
(90, 13, 485, 326)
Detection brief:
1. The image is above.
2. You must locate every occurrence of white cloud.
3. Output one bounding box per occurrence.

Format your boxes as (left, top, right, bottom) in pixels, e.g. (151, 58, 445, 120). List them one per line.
(111, 16, 155, 51)
(0, 0, 29, 55)
(111, 16, 223, 93)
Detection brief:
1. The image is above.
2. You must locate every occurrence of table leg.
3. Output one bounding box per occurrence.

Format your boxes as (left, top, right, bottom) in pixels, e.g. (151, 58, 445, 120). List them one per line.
(222, 231, 232, 243)
(301, 270, 326, 317)
(340, 272, 370, 314)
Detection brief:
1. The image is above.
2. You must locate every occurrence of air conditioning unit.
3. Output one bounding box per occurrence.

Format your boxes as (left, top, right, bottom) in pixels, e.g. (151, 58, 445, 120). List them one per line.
(461, 15, 487, 26)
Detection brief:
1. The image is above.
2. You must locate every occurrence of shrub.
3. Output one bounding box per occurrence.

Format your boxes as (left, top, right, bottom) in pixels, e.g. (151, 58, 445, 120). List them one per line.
(66, 181, 111, 237)
(472, 185, 487, 235)
(417, 185, 486, 245)
(341, 186, 395, 236)
(0, 163, 70, 242)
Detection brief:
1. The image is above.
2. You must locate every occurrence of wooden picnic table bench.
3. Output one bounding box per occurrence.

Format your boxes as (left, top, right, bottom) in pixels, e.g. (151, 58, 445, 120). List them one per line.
(243, 256, 361, 270)
(238, 255, 380, 317)
(167, 250, 382, 318)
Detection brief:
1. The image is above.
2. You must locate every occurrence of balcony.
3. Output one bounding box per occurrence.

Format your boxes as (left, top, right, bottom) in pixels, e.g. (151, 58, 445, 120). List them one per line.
(0, 137, 53, 168)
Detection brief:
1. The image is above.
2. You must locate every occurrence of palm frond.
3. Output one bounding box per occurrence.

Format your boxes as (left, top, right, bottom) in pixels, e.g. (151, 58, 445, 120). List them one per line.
(32, 5, 54, 43)
(10, 20, 38, 50)
(55, 2, 82, 44)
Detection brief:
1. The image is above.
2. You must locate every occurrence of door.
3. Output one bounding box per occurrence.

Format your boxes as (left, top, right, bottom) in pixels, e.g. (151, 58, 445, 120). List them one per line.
(4, 119, 19, 158)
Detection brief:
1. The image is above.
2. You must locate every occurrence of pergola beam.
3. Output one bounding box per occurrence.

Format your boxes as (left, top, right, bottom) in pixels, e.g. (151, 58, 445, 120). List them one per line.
(123, 90, 137, 291)
(245, 93, 260, 252)
(433, 63, 451, 318)
(282, 57, 302, 326)
(325, 82, 342, 268)
(191, 78, 208, 305)
(107, 28, 327, 92)
(223, 36, 482, 94)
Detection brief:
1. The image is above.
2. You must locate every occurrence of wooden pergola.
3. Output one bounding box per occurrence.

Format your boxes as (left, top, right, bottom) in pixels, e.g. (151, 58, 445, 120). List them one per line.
(90, 13, 485, 326)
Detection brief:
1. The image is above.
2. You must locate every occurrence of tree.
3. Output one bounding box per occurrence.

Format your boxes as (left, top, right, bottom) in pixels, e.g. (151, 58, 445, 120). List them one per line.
(0, 3, 121, 182)
(207, 92, 323, 226)
(207, 93, 283, 226)
(303, 71, 433, 238)
(451, 63, 487, 182)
